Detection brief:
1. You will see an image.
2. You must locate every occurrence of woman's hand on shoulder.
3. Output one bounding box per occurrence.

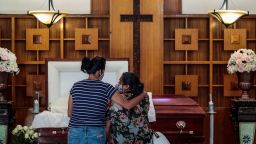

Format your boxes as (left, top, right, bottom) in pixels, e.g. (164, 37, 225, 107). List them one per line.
(142, 91, 149, 98)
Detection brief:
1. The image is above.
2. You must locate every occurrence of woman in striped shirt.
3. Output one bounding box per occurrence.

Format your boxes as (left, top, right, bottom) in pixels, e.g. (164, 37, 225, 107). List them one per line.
(67, 56, 146, 144)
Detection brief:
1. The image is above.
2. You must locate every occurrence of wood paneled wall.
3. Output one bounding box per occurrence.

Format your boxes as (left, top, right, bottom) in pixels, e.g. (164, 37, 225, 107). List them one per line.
(110, 0, 163, 93)
(1, 0, 256, 144)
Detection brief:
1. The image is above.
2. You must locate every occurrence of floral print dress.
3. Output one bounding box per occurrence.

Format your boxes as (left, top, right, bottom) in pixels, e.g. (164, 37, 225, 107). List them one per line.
(107, 93, 153, 144)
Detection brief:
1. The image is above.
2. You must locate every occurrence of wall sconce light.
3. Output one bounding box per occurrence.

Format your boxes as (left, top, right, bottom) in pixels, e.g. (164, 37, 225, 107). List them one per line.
(208, 0, 249, 27)
(28, 0, 68, 28)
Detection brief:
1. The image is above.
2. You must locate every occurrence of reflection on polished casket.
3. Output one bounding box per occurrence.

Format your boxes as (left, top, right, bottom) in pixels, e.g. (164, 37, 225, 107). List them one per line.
(150, 95, 206, 144)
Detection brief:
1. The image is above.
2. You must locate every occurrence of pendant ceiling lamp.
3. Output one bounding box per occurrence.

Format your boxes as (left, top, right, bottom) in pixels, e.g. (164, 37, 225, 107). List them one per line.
(28, 0, 68, 28)
(208, 0, 249, 27)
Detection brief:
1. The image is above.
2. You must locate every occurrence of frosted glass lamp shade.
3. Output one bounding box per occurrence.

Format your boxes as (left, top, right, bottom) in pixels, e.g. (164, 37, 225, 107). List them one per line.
(209, 10, 249, 27)
(29, 10, 68, 28)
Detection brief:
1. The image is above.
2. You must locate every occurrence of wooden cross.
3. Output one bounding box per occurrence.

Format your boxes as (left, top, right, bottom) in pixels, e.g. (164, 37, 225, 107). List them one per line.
(120, 0, 153, 76)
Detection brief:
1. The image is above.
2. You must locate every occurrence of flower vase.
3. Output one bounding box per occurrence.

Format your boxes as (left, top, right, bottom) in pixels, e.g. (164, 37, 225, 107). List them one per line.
(236, 72, 254, 99)
(0, 72, 9, 101)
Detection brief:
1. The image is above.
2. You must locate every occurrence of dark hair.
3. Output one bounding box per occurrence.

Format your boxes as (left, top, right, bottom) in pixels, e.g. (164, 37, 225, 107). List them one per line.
(81, 56, 106, 74)
(120, 72, 144, 99)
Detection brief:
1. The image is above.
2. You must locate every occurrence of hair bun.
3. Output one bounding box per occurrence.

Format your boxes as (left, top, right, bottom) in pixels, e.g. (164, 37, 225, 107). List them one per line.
(81, 57, 92, 73)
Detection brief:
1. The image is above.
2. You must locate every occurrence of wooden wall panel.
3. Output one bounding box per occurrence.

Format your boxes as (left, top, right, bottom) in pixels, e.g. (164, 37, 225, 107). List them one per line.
(140, 0, 163, 94)
(164, 0, 181, 15)
(0, 18, 12, 39)
(91, 0, 109, 15)
(110, 0, 163, 94)
(2, 1, 256, 144)
(110, 0, 133, 65)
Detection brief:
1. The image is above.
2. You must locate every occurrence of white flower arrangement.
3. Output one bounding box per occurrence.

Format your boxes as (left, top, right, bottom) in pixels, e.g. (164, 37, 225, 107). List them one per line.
(0, 47, 19, 74)
(227, 48, 256, 74)
(12, 125, 38, 144)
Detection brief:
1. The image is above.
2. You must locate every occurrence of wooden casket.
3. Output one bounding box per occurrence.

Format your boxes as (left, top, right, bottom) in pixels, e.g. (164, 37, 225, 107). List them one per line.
(36, 95, 206, 144)
(150, 95, 206, 144)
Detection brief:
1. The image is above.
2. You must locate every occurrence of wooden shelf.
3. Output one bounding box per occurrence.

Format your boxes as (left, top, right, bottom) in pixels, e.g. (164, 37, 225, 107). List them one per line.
(164, 38, 209, 41)
(65, 14, 110, 18)
(213, 39, 224, 41)
(64, 38, 75, 41)
(164, 84, 175, 87)
(99, 38, 110, 41)
(164, 38, 175, 41)
(213, 61, 228, 64)
(210, 85, 256, 87)
(15, 85, 27, 87)
(0, 38, 11, 41)
(164, 84, 209, 87)
(247, 39, 256, 41)
(17, 61, 45, 65)
(164, 61, 210, 64)
(15, 38, 60, 41)
(164, 14, 209, 18)
(50, 38, 60, 41)
(212, 85, 223, 87)
(15, 38, 26, 41)
(199, 38, 209, 41)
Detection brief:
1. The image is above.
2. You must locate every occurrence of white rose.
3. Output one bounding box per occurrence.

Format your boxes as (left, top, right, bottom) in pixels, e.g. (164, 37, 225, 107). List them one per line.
(12, 128, 18, 135)
(29, 130, 34, 135)
(33, 132, 38, 138)
(16, 125, 22, 130)
(23, 126, 28, 131)
(25, 133, 29, 139)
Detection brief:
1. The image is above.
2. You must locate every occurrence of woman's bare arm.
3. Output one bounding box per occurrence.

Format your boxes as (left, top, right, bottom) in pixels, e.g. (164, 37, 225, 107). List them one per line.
(67, 95, 73, 117)
(106, 120, 111, 139)
(111, 91, 146, 110)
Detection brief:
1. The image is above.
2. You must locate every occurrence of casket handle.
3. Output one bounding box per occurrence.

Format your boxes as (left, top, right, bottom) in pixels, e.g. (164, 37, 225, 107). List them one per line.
(61, 128, 65, 134)
(52, 131, 57, 134)
(176, 120, 186, 133)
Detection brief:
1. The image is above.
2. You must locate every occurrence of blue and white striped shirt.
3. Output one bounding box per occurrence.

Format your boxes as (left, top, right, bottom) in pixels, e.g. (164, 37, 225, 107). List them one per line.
(68, 79, 117, 127)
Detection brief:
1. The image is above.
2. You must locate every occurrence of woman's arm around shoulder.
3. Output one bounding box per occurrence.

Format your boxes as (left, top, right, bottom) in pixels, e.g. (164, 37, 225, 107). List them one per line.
(111, 91, 147, 110)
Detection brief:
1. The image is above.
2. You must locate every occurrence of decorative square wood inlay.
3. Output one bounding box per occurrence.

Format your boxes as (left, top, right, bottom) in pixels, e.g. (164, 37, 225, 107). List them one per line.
(175, 75, 198, 97)
(33, 35, 42, 44)
(224, 29, 246, 50)
(82, 35, 92, 44)
(224, 74, 241, 97)
(231, 34, 240, 44)
(26, 29, 49, 50)
(182, 35, 191, 44)
(26, 75, 45, 97)
(75, 28, 98, 50)
(175, 29, 198, 51)
(182, 81, 192, 90)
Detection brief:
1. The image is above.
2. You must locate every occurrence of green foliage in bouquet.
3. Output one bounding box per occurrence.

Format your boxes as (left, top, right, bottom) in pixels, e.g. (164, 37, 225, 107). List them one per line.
(12, 125, 38, 144)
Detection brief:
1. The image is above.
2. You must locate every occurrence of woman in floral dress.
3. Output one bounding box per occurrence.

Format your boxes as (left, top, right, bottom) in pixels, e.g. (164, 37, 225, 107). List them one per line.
(106, 72, 152, 144)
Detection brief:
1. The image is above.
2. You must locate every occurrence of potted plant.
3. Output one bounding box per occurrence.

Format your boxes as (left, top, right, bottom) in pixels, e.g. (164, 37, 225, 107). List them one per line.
(227, 48, 256, 99)
(0, 47, 19, 101)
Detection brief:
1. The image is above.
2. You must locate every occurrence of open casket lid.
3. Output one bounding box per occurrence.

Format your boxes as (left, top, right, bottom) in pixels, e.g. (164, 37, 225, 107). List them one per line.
(46, 59, 129, 115)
